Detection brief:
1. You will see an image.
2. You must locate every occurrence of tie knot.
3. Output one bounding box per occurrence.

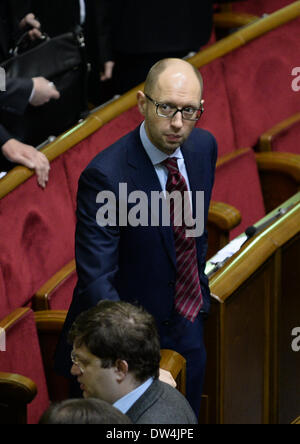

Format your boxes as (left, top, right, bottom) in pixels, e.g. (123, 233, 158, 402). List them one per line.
(162, 157, 179, 174)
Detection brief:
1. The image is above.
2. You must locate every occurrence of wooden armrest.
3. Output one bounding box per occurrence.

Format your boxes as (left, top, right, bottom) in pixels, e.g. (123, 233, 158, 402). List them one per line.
(256, 152, 300, 213)
(0, 372, 37, 424)
(0, 372, 37, 403)
(213, 12, 259, 29)
(160, 349, 186, 396)
(34, 310, 70, 403)
(258, 112, 300, 151)
(34, 310, 67, 332)
(33, 259, 76, 310)
(208, 201, 241, 231)
(256, 152, 300, 182)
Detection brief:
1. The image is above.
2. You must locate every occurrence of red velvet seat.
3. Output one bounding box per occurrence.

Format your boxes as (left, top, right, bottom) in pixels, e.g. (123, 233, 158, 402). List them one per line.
(45, 271, 76, 311)
(33, 260, 77, 311)
(198, 58, 237, 157)
(0, 267, 9, 322)
(262, 117, 300, 154)
(0, 308, 49, 424)
(0, 156, 75, 319)
(222, 16, 300, 151)
(231, 0, 294, 15)
(212, 148, 266, 238)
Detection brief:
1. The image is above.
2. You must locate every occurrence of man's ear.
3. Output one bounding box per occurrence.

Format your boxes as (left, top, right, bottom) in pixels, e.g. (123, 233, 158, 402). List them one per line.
(137, 90, 146, 116)
(114, 359, 128, 382)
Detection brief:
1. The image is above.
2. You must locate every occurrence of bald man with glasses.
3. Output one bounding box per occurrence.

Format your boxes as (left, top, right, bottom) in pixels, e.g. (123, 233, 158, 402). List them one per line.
(56, 58, 217, 419)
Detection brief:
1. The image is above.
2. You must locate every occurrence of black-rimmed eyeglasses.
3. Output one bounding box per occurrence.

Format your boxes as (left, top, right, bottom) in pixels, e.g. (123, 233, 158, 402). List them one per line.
(145, 94, 204, 121)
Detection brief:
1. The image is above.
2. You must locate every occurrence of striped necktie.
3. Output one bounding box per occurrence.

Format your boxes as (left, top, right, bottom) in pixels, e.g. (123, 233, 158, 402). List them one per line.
(163, 157, 203, 322)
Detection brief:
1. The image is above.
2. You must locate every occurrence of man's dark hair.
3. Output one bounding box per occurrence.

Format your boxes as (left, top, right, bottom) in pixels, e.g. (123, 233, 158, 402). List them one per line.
(68, 301, 161, 382)
(39, 398, 132, 424)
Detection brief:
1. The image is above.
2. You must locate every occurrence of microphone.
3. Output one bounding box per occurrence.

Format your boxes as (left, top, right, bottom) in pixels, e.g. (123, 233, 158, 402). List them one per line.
(245, 225, 257, 239)
(244, 206, 291, 242)
(207, 205, 292, 278)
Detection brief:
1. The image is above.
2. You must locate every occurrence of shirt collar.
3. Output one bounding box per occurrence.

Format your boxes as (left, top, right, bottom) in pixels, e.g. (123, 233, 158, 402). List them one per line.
(140, 121, 183, 166)
(113, 377, 154, 414)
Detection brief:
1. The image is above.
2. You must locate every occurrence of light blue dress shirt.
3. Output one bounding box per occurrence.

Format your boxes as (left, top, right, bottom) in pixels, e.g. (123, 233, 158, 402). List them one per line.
(139, 122, 192, 198)
(113, 377, 154, 414)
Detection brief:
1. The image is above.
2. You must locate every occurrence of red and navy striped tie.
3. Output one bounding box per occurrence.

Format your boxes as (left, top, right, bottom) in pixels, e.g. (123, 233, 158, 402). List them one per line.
(163, 157, 203, 322)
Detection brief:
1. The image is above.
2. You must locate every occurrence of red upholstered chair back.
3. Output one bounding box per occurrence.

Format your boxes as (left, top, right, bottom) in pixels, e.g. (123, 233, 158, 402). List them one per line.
(0, 156, 76, 319)
(63, 107, 143, 208)
(0, 267, 9, 322)
(198, 58, 237, 157)
(46, 271, 77, 311)
(34, 263, 77, 311)
(222, 16, 300, 151)
(271, 119, 300, 154)
(232, 0, 294, 15)
(212, 148, 266, 238)
(0, 308, 49, 424)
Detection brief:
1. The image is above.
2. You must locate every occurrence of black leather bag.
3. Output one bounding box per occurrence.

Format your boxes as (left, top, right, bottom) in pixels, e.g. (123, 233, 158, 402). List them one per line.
(0, 29, 89, 147)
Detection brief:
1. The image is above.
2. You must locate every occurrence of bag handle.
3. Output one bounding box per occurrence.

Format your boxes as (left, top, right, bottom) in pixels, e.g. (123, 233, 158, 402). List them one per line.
(12, 32, 50, 56)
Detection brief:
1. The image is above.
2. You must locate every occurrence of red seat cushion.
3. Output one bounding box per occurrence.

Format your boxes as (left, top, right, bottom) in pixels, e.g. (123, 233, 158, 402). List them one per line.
(0, 309, 49, 424)
(47, 270, 77, 311)
(0, 267, 9, 320)
(0, 156, 75, 319)
(271, 119, 300, 154)
(232, 0, 294, 15)
(198, 58, 237, 157)
(223, 17, 300, 151)
(212, 148, 266, 238)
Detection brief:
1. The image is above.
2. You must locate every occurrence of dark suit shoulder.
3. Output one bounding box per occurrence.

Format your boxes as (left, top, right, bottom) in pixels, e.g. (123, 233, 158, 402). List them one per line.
(190, 127, 217, 151)
(85, 126, 140, 174)
(127, 380, 197, 424)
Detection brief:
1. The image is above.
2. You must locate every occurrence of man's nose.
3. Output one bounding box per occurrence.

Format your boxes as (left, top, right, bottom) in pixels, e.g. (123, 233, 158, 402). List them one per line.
(70, 363, 81, 376)
(170, 111, 184, 129)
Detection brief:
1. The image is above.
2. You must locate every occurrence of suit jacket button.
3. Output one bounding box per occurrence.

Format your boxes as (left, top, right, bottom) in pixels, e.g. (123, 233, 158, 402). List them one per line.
(168, 281, 175, 288)
(162, 320, 170, 326)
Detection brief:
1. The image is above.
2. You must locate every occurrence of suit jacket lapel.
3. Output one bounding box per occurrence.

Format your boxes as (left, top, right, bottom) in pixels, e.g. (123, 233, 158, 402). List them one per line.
(126, 379, 163, 423)
(181, 136, 206, 219)
(127, 129, 176, 269)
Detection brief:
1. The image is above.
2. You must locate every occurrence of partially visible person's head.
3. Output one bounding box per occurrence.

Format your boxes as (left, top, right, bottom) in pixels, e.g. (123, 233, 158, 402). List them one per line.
(68, 301, 161, 403)
(39, 398, 132, 424)
(137, 58, 204, 155)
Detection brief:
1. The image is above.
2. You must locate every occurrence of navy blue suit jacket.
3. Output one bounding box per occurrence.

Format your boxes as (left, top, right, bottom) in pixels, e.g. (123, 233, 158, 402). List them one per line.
(56, 125, 217, 375)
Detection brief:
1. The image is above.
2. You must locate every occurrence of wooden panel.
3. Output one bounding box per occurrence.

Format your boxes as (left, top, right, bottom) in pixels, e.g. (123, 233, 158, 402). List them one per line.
(278, 234, 300, 424)
(203, 196, 300, 423)
(221, 263, 273, 424)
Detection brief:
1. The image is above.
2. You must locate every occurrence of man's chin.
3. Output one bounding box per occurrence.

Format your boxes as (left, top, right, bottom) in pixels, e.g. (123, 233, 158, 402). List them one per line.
(159, 140, 181, 154)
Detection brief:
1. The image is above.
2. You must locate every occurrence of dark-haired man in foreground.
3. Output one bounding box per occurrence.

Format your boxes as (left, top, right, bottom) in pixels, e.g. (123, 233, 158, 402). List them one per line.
(68, 300, 197, 424)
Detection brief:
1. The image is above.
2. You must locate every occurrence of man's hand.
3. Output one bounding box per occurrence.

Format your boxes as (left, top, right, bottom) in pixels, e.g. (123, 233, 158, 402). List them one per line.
(30, 77, 60, 107)
(159, 368, 177, 388)
(100, 61, 115, 81)
(19, 13, 42, 41)
(2, 139, 50, 189)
